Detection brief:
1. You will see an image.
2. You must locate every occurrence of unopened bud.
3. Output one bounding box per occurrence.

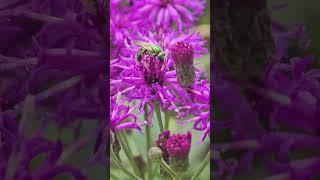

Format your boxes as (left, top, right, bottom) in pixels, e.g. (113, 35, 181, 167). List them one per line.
(171, 42, 195, 87)
(165, 132, 192, 173)
(148, 146, 163, 162)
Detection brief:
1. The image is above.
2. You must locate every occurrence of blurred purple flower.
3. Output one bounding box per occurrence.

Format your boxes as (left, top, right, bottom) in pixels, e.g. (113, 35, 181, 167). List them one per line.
(258, 55, 320, 134)
(129, 0, 206, 31)
(213, 5, 320, 178)
(0, 111, 86, 180)
(110, 6, 137, 49)
(165, 131, 191, 159)
(0, 0, 108, 178)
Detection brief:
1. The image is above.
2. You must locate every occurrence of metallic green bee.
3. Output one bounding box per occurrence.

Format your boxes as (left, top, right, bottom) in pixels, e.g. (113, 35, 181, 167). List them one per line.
(132, 40, 166, 62)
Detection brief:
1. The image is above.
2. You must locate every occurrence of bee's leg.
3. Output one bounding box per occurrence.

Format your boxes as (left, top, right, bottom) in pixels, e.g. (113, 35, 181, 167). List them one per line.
(137, 51, 142, 61)
(144, 49, 150, 56)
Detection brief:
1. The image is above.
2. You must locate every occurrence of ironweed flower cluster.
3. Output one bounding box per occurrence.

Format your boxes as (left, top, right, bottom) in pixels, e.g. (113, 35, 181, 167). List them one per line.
(110, 0, 210, 179)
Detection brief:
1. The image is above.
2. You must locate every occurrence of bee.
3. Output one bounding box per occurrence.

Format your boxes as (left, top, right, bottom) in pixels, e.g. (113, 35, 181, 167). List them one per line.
(132, 40, 166, 62)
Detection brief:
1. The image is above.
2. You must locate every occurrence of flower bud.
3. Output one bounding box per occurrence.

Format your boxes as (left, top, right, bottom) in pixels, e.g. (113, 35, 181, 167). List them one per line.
(171, 42, 195, 87)
(156, 130, 172, 179)
(165, 131, 192, 172)
(156, 130, 170, 161)
(148, 147, 163, 162)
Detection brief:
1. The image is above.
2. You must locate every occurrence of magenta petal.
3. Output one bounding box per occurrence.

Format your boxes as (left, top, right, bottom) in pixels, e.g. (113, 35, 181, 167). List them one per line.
(116, 122, 142, 132)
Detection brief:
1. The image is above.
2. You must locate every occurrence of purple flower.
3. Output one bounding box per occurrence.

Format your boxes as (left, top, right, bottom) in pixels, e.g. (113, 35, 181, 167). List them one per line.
(110, 30, 208, 123)
(156, 131, 192, 172)
(111, 0, 121, 10)
(171, 41, 196, 87)
(0, 111, 86, 180)
(156, 130, 171, 164)
(258, 55, 320, 133)
(165, 131, 191, 159)
(176, 79, 210, 140)
(110, 92, 145, 133)
(212, 4, 320, 178)
(130, 0, 206, 30)
(0, 1, 108, 177)
(272, 21, 310, 60)
(110, 6, 137, 49)
(165, 131, 191, 172)
(199, 122, 210, 142)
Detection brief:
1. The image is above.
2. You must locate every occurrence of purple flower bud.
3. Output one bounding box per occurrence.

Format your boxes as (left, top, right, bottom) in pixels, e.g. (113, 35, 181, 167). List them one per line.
(171, 42, 195, 87)
(156, 130, 171, 161)
(165, 131, 192, 172)
(156, 130, 172, 179)
(165, 131, 192, 159)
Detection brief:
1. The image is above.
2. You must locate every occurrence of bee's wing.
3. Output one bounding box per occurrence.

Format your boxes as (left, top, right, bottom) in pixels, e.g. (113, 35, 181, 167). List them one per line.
(132, 40, 153, 51)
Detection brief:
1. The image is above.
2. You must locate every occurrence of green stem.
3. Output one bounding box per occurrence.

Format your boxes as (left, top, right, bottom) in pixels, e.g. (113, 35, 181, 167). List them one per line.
(145, 104, 153, 180)
(146, 126, 151, 154)
(164, 112, 170, 130)
(175, 174, 182, 180)
(159, 158, 176, 179)
(149, 165, 157, 180)
(110, 172, 119, 180)
(146, 126, 153, 180)
(190, 151, 210, 180)
(144, 105, 152, 154)
(154, 102, 164, 132)
(111, 148, 143, 180)
(121, 131, 134, 155)
(117, 132, 142, 178)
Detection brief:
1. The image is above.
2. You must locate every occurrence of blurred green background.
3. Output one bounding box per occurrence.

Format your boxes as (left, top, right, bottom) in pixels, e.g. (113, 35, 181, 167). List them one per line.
(194, 0, 210, 79)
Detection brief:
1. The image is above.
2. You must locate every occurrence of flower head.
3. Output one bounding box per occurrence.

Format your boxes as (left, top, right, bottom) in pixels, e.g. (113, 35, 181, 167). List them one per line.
(110, 8, 137, 48)
(156, 130, 170, 160)
(130, 0, 206, 30)
(165, 131, 192, 159)
(171, 41, 195, 87)
(110, 30, 207, 123)
(138, 53, 166, 86)
(156, 131, 192, 173)
(165, 131, 192, 172)
(0, 111, 86, 179)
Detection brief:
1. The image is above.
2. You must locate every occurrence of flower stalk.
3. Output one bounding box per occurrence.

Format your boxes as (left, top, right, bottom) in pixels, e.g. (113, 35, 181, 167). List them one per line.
(190, 150, 210, 180)
(160, 158, 177, 179)
(111, 147, 143, 180)
(117, 132, 143, 178)
(165, 112, 170, 130)
(144, 105, 153, 179)
(154, 102, 164, 132)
